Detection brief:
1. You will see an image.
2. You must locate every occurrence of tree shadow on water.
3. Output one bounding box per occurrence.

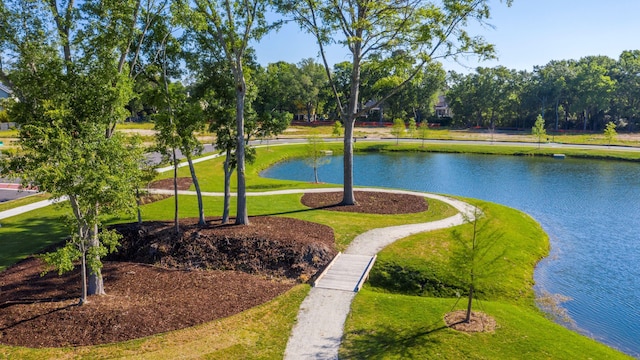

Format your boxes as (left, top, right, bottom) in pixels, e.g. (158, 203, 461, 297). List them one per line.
(340, 322, 449, 359)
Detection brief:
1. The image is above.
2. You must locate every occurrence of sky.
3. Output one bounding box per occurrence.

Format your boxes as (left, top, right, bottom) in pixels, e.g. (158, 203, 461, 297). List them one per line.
(252, 0, 640, 73)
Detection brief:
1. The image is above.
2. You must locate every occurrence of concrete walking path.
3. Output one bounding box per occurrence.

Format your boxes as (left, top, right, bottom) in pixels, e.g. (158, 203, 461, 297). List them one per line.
(0, 196, 66, 221)
(283, 189, 476, 360)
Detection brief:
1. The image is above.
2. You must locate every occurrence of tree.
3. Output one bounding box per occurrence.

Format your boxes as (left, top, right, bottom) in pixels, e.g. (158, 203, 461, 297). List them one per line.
(450, 209, 504, 324)
(604, 121, 617, 146)
(305, 133, 331, 183)
(281, 0, 510, 205)
(391, 118, 405, 145)
(571, 56, 616, 131)
(419, 121, 429, 148)
(176, 0, 280, 225)
(407, 118, 417, 138)
(612, 51, 640, 131)
(532, 114, 546, 148)
(332, 121, 343, 137)
(155, 83, 207, 228)
(298, 58, 329, 121)
(0, 0, 149, 302)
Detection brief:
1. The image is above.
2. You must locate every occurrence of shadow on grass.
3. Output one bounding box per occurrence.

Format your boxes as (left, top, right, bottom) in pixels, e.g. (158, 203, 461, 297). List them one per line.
(0, 214, 67, 270)
(340, 322, 448, 359)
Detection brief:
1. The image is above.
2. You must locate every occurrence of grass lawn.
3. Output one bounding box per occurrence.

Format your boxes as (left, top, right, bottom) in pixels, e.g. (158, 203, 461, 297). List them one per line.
(340, 200, 631, 359)
(0, 193, 51, 213)
(341, 292, 628, 359)
(0, 202, 68, 271)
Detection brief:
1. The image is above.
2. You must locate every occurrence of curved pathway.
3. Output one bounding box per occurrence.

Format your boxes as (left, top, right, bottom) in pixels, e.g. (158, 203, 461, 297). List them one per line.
(281, 188, 476, 360)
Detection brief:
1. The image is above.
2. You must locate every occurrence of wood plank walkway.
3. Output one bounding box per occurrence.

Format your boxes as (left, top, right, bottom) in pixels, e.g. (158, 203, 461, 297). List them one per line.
(314, 253, 376, 292)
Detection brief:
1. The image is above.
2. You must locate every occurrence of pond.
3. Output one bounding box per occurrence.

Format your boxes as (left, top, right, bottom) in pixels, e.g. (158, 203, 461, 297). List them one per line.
(261, 152, 640, 357)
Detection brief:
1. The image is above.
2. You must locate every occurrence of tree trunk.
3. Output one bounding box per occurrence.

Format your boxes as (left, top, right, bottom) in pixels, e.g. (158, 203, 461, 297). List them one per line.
(342, 119, 356, 205)
(555, 98, 560, 131)
(79, 245, 87, 305)
(136, 188, 142, 224)
(222, 149, 233, 224)
(314, 165, 319, 183)
(235, 64, 249, 225)
(465, 283, 474, 323)
(87, 222, 105, 296)
(172, 147, 179, 233)
(342, 42, 362, 206)
(187, 155, 205, 226)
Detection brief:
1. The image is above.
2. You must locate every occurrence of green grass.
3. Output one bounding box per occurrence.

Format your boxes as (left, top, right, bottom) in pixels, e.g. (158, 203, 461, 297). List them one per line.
(340, 291, 629, 359)
(154, 142, 346, 192)
(115, 122, 156, 130)
(355, 141, 640, 161)
(368, 200, 549, 305)
(0, 203, 68, 270)
(341, 200, 631, 359)
(0, 192, 51, 212)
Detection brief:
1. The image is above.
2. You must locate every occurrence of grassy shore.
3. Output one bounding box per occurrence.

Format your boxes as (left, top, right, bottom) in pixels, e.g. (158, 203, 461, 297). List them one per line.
(341, 200, 630, 358)
(0, 138, 635, 358)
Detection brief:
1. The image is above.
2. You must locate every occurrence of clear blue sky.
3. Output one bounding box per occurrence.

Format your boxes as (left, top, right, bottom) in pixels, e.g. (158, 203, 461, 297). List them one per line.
(253, 0, 640, 73)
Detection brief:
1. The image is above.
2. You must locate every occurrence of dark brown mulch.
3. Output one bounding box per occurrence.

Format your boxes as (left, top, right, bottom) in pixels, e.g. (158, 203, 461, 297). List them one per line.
(301, 190, 428, 214)
(149, 177, 193, 191)
(108, 216, 336, 280)
(0, 258, 292, 347)
(0, 216, 336, 348)
(0, 187, 427, 348)
(139, 177, 194, 205)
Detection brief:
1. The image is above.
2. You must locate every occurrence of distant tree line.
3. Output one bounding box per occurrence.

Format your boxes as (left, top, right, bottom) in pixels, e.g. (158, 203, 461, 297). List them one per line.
(446, 51, 640, 132)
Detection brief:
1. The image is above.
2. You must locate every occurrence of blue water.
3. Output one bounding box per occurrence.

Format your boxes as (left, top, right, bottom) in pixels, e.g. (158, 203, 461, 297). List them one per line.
(261, 153, 640, 357)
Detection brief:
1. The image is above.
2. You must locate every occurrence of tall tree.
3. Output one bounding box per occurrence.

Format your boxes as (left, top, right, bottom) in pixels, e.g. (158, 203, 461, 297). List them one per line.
(175, 0, 280, 225)
(612, 50, 640, 130)
(571, 56, 616, 131)
(280, 0, 509, 205)
(0, 0, 148, 301)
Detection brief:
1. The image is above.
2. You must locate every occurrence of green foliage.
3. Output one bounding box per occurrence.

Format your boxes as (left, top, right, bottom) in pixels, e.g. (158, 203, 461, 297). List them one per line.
(41, 242, 81, 276)
(332, 121, 343, 137)
(418, 121, 429, 147)
(0, 109, 9, 122)
(604, 121, 617, 145)
(532, 114, 546, 148)
(407, 119, 417, 138)
(391, 118, 405, 144)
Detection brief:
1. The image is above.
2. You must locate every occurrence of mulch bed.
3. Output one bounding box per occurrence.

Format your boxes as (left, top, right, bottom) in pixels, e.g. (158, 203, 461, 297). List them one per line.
(0, 188, 429, 348)
(301, 190, 428, 214)
(139, 177, 194, 205)
(444, 310, 497, 333)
